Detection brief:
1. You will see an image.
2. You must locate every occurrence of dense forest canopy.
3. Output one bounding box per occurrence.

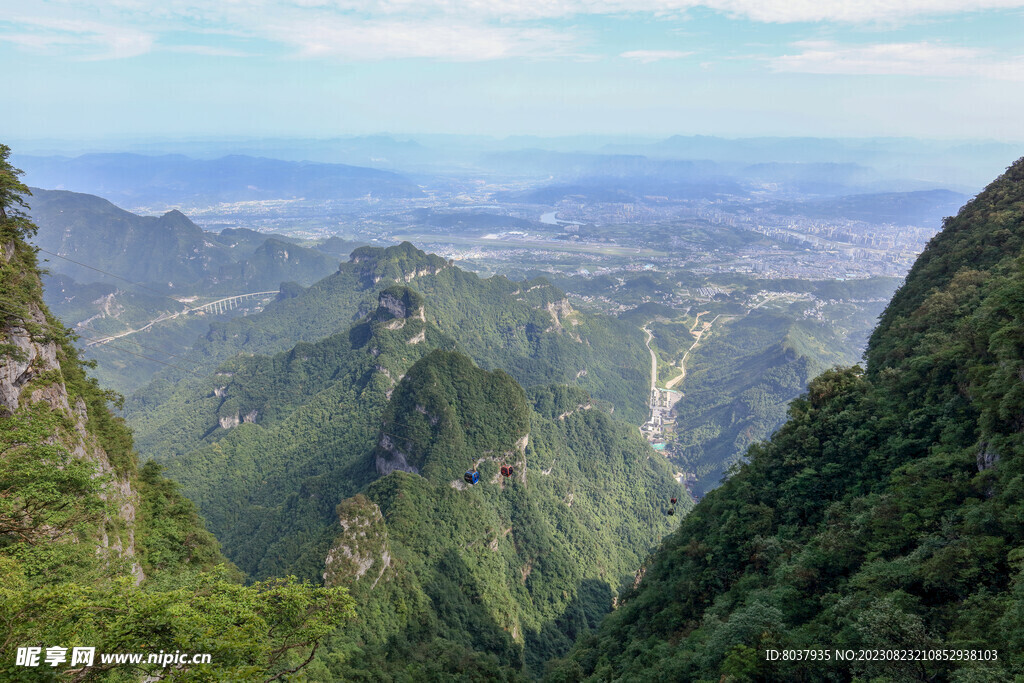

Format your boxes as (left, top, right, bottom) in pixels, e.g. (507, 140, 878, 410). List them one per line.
(128, 280, 687, 677)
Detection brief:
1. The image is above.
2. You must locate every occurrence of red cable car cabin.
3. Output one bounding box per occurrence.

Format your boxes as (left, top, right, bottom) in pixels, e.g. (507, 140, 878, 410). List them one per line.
(501, 465, 514, 477)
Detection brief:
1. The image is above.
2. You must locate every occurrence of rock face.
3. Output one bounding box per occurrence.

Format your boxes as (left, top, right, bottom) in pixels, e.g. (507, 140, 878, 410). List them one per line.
(371, 285, 429, 356)
(400, 265, 444, 284)
(379, 291, 410, 319)
(0, 289, 144, 583)
(977, 444, 1000, 472)
(375, 286, 426, 324)
(545, 298, 575, 328)
(214, 409, 256, 430)
(0, 305, 58, 414)
(545, 298, 582, 341)
(219, 414, 240, 430)
(376, 433, 420, 475)
(323, 494, 392, 589)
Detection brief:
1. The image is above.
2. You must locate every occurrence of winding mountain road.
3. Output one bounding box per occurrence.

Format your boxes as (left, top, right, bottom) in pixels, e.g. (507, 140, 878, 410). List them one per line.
(642, 324, 658, 392)
(665, 312, 729, 390)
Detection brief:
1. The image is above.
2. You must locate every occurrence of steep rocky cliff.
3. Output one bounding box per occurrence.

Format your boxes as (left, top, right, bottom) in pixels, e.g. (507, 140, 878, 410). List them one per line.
(1, 208, 148, 583)
(323, 494, 392, 589)
(1, 146, 354, 680)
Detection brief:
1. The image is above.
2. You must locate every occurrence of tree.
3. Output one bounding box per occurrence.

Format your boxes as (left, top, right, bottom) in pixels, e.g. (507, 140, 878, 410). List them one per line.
(0, 144, 34, 241)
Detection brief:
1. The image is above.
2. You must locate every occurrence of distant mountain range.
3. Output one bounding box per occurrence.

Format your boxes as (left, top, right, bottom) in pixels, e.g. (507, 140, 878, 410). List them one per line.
(14, 134, 1017, 188)
(484, 150, 951, 201)
(599, 135, 1021, 189)
(28, 188, 339, 293)
(16, 153, 424, 207)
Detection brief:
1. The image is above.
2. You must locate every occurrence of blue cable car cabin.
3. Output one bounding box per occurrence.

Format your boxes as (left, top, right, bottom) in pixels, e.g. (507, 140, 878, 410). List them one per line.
(464, 470, 479, 485)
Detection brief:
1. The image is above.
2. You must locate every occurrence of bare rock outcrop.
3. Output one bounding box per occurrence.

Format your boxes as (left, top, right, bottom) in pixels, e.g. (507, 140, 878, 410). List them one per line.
(323, 495, 392, 589)
(376, 433, 420, 475)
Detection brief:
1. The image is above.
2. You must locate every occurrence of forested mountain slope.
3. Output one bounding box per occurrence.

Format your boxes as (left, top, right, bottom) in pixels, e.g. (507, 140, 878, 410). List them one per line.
(145, 287, 453, 579)
(322, 352, 686, 678)
(672, 311, 854, 496)
(548, 159, 1024, 681)
(128, 241, 651, 429)
(135, 281, 686, 677)
(0, 147, 352, 681)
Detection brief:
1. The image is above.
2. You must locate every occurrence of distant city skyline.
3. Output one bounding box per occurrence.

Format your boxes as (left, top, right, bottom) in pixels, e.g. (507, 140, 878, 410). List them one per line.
(2, 1, 1024, 141)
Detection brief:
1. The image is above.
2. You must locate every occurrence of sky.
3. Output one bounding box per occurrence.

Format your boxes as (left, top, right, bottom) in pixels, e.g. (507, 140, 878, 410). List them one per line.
(2, 0, 1024, 143)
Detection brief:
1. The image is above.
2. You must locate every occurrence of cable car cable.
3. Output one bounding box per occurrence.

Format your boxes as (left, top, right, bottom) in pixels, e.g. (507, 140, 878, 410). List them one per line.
(72, 333, 208, 377)
(35, 247, 189, 303)
(34, 247, 274, 350)
(75, 330, 193, 362)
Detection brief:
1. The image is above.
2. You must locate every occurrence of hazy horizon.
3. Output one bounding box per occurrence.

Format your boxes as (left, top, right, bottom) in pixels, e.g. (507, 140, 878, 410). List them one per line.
(9, 132, 1024, 149)
(9, 131, 1021, 193)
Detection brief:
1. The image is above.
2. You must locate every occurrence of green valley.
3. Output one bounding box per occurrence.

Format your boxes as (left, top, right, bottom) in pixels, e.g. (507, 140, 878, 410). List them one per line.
(133, 281, 686, 677)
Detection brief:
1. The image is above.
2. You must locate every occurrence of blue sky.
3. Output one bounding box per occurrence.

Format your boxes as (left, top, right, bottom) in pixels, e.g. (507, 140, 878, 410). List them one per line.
(2, 0, 1023, 142)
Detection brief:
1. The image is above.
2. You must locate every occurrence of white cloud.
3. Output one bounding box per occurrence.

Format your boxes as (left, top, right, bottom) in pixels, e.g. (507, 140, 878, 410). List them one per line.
(0, 2, 583, 61)
(620, 49, 693, 63)
(696, 0, 1024, 23)
(272, 18, 578, 60)
(0, 17, 153, 59)
(770, 41, 1024, 80)
(224, 0, 1024, 23)
(4, 0, 1024, 64)
(167, 45, 257, 57)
